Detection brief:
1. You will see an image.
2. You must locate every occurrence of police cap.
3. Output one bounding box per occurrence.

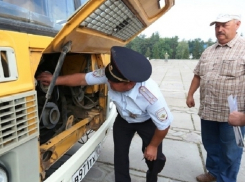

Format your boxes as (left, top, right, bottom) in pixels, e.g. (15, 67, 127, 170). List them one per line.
(105, 46, 152, 82)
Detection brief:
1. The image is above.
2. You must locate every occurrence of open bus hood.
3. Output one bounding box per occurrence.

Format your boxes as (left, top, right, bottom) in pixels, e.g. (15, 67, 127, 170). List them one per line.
(43, 0, 175, 54)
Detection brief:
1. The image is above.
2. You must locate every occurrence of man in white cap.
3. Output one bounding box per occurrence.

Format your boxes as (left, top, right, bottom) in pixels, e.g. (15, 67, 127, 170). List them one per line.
(186, 13, 245, 182)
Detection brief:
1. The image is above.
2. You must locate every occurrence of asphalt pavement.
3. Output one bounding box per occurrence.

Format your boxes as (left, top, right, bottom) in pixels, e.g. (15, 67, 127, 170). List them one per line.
(82, 59, 245, 182)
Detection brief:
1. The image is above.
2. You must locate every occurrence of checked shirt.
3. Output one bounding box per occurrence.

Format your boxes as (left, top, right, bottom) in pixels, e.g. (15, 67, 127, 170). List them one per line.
(194, 34, 245, 122)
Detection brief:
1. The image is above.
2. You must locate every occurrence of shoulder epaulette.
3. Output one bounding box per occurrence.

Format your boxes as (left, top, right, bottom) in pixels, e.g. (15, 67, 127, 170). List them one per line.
(139, 86, 157, 105)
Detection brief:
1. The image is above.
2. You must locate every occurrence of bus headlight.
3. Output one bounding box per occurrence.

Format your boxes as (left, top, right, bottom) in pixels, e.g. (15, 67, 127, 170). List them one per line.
(0, 165, 9, 182)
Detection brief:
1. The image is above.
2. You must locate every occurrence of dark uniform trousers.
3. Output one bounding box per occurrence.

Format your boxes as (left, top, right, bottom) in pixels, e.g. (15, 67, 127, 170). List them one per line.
(113, 114, 166, 182)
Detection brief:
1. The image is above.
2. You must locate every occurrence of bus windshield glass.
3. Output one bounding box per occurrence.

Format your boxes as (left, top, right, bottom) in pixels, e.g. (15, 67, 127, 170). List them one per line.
(0, 0, 89, 35)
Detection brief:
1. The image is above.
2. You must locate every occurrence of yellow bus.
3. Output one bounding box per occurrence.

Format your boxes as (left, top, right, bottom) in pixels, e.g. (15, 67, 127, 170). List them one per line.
(0, 0, 175, 181)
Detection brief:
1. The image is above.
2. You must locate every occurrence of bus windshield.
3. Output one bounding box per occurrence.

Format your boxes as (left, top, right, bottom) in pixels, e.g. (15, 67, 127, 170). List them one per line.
(0, 0, 89, 36)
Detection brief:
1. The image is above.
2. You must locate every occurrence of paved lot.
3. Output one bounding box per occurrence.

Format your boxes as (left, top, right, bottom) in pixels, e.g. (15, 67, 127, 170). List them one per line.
(83, 59, 245, 182)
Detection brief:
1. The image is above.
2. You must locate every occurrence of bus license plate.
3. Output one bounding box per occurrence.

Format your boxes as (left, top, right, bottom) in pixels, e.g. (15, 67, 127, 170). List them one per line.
(72, 144, 101, 182)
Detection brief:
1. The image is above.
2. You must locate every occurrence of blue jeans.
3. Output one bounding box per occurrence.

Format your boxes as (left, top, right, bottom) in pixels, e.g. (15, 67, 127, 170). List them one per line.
(201, 119, 245, 182)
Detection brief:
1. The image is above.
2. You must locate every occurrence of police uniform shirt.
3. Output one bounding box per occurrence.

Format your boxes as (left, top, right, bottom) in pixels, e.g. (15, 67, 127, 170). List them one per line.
(85, 68, 173, 130)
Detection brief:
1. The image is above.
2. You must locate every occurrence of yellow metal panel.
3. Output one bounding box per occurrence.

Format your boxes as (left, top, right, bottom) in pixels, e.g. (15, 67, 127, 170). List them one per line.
(101, 53, 110, 66)
(40, 118, 90, 173)
(62, 54, 88, 75)
(0, 31, 33, 96)
(29, 49, 44, 80)
(28, 34, 53, 49)
(0, 31, 54, 97)
(28, 34, 53, 79)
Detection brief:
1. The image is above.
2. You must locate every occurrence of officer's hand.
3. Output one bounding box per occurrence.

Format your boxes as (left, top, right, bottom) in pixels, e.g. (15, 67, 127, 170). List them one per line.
(186, 95, 195, 108)
(36, 72, 53, 86)
(144, 145, 157, 161)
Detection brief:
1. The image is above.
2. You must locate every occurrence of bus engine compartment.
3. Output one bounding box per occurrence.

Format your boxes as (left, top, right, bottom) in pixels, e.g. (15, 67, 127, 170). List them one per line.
(35, 52, 109, 179)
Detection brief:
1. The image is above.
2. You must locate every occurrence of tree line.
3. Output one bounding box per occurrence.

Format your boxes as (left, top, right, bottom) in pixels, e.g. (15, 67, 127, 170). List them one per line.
(126, 32, 215, 60)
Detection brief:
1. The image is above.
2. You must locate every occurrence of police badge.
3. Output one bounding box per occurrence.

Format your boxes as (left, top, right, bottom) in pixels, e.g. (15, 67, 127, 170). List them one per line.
(92, 68, 105, 77)
(156, 108, 168, 121)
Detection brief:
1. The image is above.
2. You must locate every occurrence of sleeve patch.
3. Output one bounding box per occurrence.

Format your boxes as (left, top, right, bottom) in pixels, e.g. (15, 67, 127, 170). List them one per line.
(92, 69, 105, 77)
(139, 86, 157, 104)
(156, 108, 168, 121)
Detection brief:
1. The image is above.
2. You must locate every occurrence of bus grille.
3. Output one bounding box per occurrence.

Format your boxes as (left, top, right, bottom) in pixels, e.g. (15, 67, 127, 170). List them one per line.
(80, 0, 145, 41)
(0, 91, 39, 154)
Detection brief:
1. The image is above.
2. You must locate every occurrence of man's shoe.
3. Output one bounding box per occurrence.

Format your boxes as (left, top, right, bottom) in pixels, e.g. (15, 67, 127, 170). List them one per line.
(196, 173, 216, 182)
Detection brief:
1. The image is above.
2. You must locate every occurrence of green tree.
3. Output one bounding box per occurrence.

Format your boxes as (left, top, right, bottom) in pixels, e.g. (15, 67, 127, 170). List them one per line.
(126, 35, 146, 55)
(169, 36, 179, 58)
(152, 42, 161, 59)
(127, 33, 210, 60)
(206, 38, 215, 47)
(176, 40, 189, 59)
(188, 38, 205, 59)
(156, 39, 168, 58)
(145, 47, 151, 59)
(146, 32, 160, 58)
(150, 32, 160, 43)
(160, 36, 178, 59)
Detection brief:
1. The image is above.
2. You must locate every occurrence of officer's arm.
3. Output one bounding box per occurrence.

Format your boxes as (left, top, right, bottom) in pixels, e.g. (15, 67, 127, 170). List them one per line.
(37, 72, 88, 86)
(142, 84, 172, 161)
(56, 73, 87, 86)
(149, 127, 169, 148)
(144, 127, 169, 161)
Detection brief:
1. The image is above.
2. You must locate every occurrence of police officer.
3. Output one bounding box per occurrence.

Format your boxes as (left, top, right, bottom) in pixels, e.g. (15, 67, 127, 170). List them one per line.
(37, 46, 173, 182)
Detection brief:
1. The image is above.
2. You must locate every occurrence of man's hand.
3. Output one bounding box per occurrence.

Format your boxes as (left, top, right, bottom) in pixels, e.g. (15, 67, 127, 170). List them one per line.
(36, 72, 53, 86)
(144, 127, 169, 161)
(186, 95, 195, 108)
(144, 145, 157, 161)
(186, 75, 200, 108)
(228, 111, 245, 126)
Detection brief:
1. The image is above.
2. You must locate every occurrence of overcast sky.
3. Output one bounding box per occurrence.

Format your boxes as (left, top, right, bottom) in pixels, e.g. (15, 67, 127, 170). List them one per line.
(141, 0, 245, 42)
